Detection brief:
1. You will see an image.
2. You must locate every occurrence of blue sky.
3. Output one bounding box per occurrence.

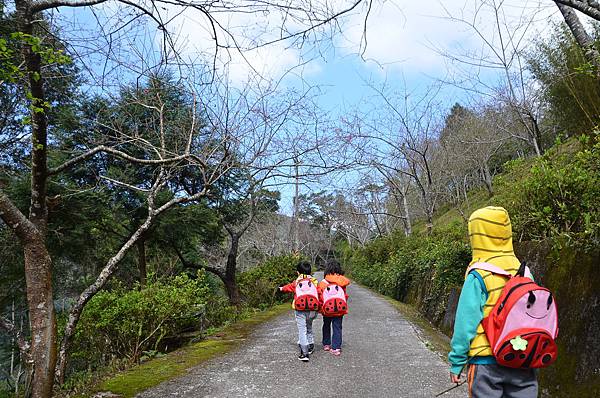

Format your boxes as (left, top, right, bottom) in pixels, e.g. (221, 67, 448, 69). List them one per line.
(57, 0, 564, 213)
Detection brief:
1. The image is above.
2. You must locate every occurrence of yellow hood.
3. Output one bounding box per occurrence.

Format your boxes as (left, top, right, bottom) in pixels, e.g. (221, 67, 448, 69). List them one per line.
(468, 206, 520, 272)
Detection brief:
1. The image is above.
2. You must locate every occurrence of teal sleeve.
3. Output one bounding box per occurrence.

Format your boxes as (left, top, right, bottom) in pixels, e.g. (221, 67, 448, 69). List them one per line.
(448, 273, 487, 375)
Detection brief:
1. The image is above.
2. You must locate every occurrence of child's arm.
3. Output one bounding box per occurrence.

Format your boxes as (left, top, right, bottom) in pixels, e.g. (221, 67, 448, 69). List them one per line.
(279, 281, 296, 293)
(317, 280, 327, 292)
(448, 272, 487, 376)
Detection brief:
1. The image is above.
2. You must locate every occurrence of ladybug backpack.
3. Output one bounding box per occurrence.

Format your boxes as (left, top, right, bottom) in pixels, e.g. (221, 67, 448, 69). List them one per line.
(321, 280, 348, 317)
(467, 262, 559, 369)
(294, 277, 320, 311)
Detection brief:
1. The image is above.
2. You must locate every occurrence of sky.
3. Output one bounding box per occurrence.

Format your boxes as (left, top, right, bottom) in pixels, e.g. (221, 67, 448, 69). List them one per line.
(55, 0, 567, 213)
(151, 0, 558, 107)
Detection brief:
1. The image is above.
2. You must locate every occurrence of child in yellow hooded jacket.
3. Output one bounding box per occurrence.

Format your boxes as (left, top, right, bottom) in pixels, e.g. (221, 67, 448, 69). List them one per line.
(449, 206, 538, 398)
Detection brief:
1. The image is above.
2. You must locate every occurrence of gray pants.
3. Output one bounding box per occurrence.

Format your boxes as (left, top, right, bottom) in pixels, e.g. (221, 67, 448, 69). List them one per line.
(467, 364, 538, 398)
(294, 310, 318, 353)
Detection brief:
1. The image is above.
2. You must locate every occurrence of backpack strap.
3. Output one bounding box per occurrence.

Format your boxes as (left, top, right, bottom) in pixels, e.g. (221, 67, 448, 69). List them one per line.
(467, 262, 513, 277)
(466, 262, 511, 297)
(516, 262, 534, 280)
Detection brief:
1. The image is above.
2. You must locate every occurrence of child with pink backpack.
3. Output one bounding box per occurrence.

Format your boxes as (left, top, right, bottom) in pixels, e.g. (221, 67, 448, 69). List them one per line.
(449, 207, 558, 397)
(279, 260, 320, 362)
(318, 259, 350, 356)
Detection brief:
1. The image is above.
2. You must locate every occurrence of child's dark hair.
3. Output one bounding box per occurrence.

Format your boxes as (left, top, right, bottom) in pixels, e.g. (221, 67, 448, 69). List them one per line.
(324, 259, 344, 276)
(296, 260, 312, 275)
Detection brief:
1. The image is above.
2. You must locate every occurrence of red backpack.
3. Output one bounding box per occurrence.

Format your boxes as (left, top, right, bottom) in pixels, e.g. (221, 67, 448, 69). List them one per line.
(321, 280, 348, 317)
(294, 277, 320, 311)
(468, 262, 559, 369)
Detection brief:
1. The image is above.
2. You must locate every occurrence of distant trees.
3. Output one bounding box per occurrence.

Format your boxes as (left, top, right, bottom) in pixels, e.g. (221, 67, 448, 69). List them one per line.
(440, 103, 506, 198)
(439, 0, 548, 156)
(529, 22, 600, 136)
(336, 83, 444, 234)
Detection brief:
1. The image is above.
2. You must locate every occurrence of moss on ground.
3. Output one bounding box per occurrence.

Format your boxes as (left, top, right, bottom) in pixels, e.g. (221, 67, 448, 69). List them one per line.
(86, 303, 289, 398)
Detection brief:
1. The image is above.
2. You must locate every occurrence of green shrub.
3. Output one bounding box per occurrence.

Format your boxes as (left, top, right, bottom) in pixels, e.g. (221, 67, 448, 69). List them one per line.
(347, 223, 470, 326)
(498, 137, 600, 249)
(71, 271, 214, 369)
(238, 254, 298, 309)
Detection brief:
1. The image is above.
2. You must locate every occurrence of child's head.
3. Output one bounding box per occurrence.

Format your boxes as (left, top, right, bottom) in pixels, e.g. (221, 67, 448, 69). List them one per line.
(296, 260, 312, 275)
(324, 259, 344, 276)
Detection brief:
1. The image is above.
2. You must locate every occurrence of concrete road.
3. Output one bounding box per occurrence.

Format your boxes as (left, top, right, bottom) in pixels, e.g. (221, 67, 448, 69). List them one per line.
(137, 280, 467, 398)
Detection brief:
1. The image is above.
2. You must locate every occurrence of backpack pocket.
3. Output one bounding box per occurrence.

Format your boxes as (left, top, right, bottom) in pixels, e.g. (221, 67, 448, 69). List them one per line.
(295, 295, 319, 311)
(322, 297, 347, 316)
(494, 328, 558, 368)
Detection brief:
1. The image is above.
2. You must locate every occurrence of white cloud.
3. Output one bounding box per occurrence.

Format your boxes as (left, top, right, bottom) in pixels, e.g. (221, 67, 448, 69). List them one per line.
(335, 0, 560, 76)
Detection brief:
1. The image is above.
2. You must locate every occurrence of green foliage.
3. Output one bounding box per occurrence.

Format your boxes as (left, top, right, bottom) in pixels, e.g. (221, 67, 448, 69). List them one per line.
(66, 254, 298, 379)
(529, 23, 600, 137)
(348, 222, 470, 324)
(0, 37, 18, 84)
(497, 136, 600, 249)
(0, 383, 11, 398)
(70, 272, 214, 369)
(0, 30, 71, 107)
(238, 255, 298, 309)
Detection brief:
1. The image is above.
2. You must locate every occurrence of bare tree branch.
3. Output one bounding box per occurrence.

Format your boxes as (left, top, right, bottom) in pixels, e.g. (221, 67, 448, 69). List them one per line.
(0, 190, 39, 243)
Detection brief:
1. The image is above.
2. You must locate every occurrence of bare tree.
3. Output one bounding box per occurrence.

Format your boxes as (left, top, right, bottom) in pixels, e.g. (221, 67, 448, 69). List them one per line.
(439, 103, 508, 199)
(242, 213, 294, 259)
(438, 0, 549, 156)
(177, 179, 277, 305)
(555, 1, 600, 23)
(341, 82, 444, 234)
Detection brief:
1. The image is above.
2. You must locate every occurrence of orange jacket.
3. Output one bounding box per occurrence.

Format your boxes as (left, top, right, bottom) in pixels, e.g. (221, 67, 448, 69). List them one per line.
(318, 273, 351, 292)
(318, 274, 351, 311)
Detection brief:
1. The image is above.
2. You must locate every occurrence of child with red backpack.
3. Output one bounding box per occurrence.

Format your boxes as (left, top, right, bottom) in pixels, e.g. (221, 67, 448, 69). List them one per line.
(449, 207, 558, 398)
(279, 260, 320, 362)
(318, 259, 350, 356)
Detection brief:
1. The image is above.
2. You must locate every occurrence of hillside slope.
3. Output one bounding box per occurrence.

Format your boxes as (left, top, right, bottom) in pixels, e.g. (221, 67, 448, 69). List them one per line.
(345, 136, 600, 397)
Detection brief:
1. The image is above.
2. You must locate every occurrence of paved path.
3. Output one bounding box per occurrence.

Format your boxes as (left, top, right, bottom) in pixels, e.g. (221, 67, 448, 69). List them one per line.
(138, 280, 467, 398)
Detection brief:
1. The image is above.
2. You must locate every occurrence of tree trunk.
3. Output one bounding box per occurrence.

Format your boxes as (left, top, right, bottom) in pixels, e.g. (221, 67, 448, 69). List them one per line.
(402, 193, 412, 236)
(556, 2, 600, 78)
(14, 2, 57, 395)
(481, 164, 494, 197)
(56, 214, 155, 383)
(23, 239, 57, 398)
(223, 277, 242, 306)
(425, 218, 433, 235)
(137, 239, 147, 287)
(224, 234, 242, 306)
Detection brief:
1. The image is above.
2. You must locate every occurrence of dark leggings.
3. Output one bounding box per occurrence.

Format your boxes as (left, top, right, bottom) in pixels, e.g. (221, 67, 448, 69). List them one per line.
(322, 316, 343, 350)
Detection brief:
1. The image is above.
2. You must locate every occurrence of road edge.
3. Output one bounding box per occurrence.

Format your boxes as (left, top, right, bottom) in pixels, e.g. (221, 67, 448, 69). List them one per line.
(354, 282, 452, 362)
(87, 303, 291, 398)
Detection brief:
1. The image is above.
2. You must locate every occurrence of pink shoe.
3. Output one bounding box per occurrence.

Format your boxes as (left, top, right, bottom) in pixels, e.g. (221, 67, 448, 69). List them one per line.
(330, 349, 341, 356)
(323, 345, 331, 351)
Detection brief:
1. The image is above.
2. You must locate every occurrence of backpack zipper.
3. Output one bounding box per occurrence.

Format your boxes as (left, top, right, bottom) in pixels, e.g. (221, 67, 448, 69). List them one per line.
(497, 282, 535, 314)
